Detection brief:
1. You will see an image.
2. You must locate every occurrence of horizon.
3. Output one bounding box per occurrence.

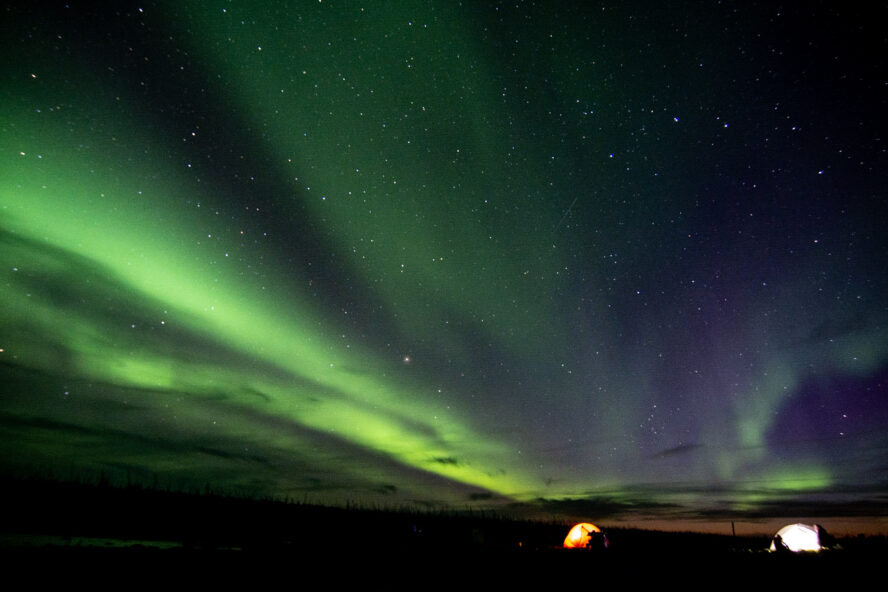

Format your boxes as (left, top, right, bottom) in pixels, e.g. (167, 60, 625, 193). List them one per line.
(3, 470, 885, 538)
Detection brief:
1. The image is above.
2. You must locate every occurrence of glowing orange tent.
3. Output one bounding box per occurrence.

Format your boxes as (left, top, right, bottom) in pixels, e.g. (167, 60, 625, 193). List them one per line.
(563, 522, 604, 548)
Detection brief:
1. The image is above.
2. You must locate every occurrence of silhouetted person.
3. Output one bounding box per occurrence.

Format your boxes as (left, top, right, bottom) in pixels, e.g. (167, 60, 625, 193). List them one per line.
(814, 524, 837, 550)
(586, 531, 608, 551)
(773, 534, 791, 553)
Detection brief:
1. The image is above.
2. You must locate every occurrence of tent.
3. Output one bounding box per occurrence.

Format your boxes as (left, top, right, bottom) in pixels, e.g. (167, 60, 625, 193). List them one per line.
(770, 523, 829, 552)
(563, 522, 608, 549)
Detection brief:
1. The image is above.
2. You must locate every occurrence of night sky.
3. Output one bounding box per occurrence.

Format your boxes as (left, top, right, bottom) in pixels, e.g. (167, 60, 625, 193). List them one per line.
(2, 1, 886, 533)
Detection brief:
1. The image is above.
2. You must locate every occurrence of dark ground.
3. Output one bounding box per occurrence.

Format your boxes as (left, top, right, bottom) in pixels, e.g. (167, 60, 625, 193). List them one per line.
(2, 476, 884, 583)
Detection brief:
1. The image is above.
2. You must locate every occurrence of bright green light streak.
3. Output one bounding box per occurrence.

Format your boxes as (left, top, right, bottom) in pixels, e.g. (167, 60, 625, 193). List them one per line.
(726, 464, 832, 514)
(0, 109, 540, 498)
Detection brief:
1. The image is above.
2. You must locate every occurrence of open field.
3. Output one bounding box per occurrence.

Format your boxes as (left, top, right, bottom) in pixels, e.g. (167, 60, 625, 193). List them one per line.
(2, 477, 884, 583)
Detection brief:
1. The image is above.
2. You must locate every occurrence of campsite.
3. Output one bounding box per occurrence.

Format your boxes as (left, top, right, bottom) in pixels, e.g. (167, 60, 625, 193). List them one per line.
(2, 476, 884, 582)
(2, 6, 887, 587)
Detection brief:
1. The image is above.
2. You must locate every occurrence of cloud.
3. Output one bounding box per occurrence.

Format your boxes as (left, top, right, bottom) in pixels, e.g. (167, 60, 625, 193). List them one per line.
(469, 492, 493, 501)
(516, 495, 682, 520)
(653, 443, 703, 459)
(432, 457, 460, 465)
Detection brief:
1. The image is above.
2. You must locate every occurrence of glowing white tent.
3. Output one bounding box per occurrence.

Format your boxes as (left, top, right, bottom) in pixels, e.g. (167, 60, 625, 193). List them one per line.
(769, 523, 824, 552)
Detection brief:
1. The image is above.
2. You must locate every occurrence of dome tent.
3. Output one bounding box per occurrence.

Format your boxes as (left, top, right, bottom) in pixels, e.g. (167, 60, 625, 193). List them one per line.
(563, 522, 608, 549)
(770, 523, 834, 552)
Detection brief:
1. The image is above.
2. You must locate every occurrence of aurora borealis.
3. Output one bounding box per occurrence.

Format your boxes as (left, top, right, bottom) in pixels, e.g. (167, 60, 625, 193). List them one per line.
(1, 1, 886, 532)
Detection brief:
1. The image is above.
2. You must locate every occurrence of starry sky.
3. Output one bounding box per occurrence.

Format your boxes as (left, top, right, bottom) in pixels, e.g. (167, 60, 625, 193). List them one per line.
(2, 1, 886, 533)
